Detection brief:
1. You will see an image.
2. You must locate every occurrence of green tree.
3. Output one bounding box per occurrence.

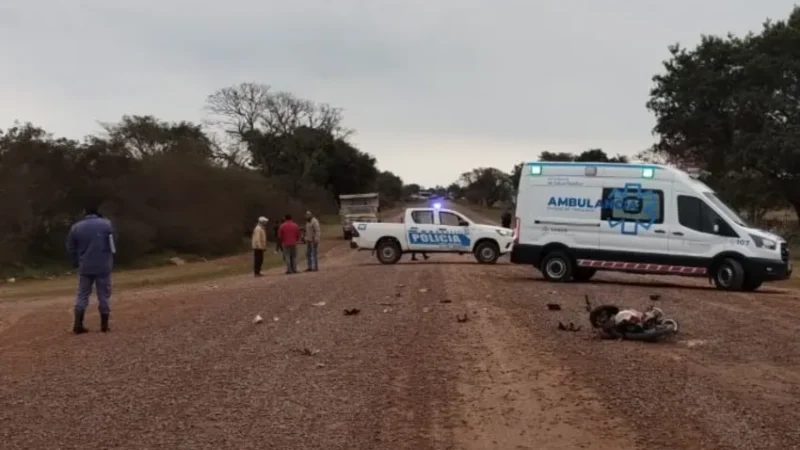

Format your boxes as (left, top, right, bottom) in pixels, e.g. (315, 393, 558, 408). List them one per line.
(647, 6, 800, 221)
(402, 183, 421, 199)
(510, 162, 523, 191)
(459, 167, 513, 207)
(375, 171, 404, 204)
(539, 149, 628, 163)
(446, 183, 462, 199)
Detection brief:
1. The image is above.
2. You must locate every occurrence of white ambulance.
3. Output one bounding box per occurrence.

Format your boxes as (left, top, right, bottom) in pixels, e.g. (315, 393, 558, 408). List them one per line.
(510, 162, 791, 291)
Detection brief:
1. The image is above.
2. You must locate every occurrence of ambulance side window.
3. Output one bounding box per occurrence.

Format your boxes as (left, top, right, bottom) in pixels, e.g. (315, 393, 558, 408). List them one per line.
(677, 196, 737, 237)
(600, 187, 664, 224)
(410, 210, 434, 224)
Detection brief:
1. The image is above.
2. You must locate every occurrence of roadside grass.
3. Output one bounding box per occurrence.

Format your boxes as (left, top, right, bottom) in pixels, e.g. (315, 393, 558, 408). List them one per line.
(0, 221, 343, 301)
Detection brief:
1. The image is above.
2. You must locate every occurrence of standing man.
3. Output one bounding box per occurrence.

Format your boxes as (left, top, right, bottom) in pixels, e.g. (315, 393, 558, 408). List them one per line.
(304, 210, 321, 272)
(501, 210, 512, 229)
(278, 214, 301, 274)
(66, 205, 116, 334)
(251, 216, 268, 277)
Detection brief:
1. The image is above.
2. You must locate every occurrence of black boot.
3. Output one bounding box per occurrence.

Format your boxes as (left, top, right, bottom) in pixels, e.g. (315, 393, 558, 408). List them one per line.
(73, 310, 88, 334)
(101, 313, 110, 333)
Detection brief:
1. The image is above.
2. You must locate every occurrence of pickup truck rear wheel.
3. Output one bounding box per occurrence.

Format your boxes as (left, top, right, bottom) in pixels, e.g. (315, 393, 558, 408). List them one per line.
(376, 240, 402, 264)
(474, 241, 500, 264)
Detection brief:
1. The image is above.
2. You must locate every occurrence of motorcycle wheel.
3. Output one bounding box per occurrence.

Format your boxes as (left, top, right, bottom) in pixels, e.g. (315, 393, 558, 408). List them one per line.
(661, 319, 679, 333)
(589, 305, 620, 328)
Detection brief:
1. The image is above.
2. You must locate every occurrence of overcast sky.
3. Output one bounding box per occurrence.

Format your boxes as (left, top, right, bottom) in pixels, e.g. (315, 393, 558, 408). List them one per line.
(0, 1, 796, 187)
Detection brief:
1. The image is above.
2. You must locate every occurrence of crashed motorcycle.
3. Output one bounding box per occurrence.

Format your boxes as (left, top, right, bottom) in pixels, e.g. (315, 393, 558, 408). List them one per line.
(588, 304, 679, 341)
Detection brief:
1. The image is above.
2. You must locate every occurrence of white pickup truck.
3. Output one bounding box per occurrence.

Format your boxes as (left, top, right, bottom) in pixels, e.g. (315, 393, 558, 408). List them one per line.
(349, 206, 515, 264)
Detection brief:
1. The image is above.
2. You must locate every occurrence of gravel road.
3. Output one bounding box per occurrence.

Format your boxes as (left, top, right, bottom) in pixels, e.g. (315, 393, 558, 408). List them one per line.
(2, 205, 799, 449)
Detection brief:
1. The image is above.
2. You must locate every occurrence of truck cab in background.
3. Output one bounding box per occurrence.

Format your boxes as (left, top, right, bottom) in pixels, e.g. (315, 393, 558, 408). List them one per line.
(339, 193, 381, 240)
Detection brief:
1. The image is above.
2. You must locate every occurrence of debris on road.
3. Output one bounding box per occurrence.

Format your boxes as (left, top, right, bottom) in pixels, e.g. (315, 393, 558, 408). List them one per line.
(418, 288, 429, 293)
(315, 362, 325, 368)
(383, 308, 391, 313)
(396, 284, 405, 288)
(557, 321, 581, 332)
(295, 347, 319, 356)
(439, 299, 452, 304)
(253, 314, 264, 324)
(546, 303, 561, 311)
(273, 316, 280, 322)
(456, 314, 469, 323)
(5, 277, 15, 284)
(422, 307, 430, 313)
(312, 301, 326, 307)
(343, 308, 361, 316)
(649, 294, 661, 301)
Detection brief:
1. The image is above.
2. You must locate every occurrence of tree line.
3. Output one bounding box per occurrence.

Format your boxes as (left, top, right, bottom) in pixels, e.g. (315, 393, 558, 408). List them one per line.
(0, 83, 406, 276)
(456, 6, 800, 237)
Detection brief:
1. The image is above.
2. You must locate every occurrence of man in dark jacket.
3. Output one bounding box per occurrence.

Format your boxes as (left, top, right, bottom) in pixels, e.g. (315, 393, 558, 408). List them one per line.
(501, 210, 512, 228)
(66, 205, 116, 334)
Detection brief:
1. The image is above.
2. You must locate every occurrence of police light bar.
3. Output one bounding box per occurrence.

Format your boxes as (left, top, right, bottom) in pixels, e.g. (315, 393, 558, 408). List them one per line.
(433, 202, 442, 209)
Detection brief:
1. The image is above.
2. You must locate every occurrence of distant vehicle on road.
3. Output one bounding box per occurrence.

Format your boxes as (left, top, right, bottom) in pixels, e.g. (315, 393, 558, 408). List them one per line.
(349, 205, 514, 264)
(511, 161, 791, 291)
(339, 193, 380, 240)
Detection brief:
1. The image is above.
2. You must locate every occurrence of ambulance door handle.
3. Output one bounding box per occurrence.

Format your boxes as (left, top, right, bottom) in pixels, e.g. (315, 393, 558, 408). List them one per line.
(654, 229, 665, 234)
(672, 232, 684, 236)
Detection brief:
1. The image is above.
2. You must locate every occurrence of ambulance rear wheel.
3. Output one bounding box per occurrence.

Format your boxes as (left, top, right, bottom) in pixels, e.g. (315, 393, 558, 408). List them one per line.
(572, 268, 597, 282)
(712, 258, 745, 291)
(541, 251, 573, 282)
(474, 241, 500, 264)
(376, 240, 402, 265)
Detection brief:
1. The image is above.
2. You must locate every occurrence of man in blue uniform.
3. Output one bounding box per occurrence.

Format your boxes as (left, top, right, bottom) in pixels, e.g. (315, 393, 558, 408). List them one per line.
(66, 205, 116, 334)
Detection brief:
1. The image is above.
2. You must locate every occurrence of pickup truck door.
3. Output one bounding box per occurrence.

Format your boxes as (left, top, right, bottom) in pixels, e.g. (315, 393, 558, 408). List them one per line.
(406, 209, 442, 252)
(437, 210, 473, 251)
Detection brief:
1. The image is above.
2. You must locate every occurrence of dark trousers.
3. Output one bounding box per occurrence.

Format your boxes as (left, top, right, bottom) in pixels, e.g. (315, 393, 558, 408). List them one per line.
(75, 274, 111, 314)
(253, 249, 265, 275)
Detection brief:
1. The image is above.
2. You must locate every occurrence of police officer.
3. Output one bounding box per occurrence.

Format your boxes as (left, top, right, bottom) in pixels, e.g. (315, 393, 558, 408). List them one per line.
(66, 205, 116, 334)
(501, 210, 512, 228)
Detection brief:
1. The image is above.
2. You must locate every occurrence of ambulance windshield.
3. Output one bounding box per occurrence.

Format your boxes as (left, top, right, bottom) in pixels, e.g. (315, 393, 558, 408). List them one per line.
(703, 192, 748, 227)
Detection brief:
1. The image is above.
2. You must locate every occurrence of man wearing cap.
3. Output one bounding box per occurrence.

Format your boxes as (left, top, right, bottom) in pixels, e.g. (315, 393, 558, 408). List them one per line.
(66, 204, 116, 334)
(252, 216, 269, 277)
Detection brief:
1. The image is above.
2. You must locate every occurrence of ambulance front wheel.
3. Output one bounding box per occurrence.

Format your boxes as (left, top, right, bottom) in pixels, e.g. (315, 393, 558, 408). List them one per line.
(540, 251, 574, 282)
(712, 258, 745, 291)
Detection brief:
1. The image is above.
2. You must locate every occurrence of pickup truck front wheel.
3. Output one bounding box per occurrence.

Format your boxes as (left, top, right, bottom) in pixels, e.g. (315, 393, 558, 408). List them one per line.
(376, 240, 402, 264)
(474, 241, 500, 264)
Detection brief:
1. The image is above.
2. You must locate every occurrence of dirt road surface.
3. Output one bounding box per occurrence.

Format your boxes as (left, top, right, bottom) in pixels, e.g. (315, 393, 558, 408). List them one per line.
(2, 204, 800, 449)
